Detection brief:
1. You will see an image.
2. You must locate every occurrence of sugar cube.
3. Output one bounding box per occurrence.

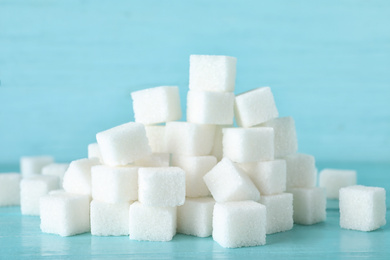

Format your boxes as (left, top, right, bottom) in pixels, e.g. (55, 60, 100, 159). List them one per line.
(129, 202, 177, 241)
(91, 165, 138, 203)
(223, 127, 274, 163)
(96, 122, 151, 166)
(20, 156, 54, 177)
(42, 163, 69, 186)
(284, 153, 316, 189)
(210, 125, 229, 162)
(319, 169, 357, 199)
(339, 185, 386, 231)
(203, 158, 260, 203)
(213, 201, 266, 248)
(133, 153, 170, 167)
(0, 173, 21, 206)
(131, 86, 182, 125)
(88, 143, 103, 163)
(259, 193, 293, 234)
(138, 167, 185, 207)
(189, 55, 236, 92)
(145, 125, 167, 153)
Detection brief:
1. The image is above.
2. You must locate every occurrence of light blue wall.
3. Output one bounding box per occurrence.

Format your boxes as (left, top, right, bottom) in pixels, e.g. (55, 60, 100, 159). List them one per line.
(1, 0, 389, 166)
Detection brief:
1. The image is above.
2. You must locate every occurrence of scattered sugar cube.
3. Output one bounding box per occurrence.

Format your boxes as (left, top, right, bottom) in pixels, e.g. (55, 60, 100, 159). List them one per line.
(96, 122, 152, 166)
(20, 156, 54, 177)
(91, 165, 138, 203)
(165, 122, 216, 156)
(138, 167, 185, 207)
(177, 197, 215, 237)
(171, 154, 216, 198)
(259, 193, 293, 234)
(235, 87, 279, 128)
(145, 125, 167, 153)
(239, 159, 286, 195)
(319, 169, 357, 199)
(133, 153, 170, 167)
(131, 86, 182, 125)
(213, 201, 266, 248)
(187, 90, 235, 125)
(62, 158, 100, 196)
(90, 200, 131, 236)
(21, 175, 59, 215)
(88, 143, 103, 163)
(284, 153, 316, 189)
(223, 127, 274, 163)
(129, 201, 177, 242)
(259, 117, 298, 157)
(339, 185, 386, 231)
(0, 173, 21, 206)
(189, 55, 236, 92)
(42, 163, 69, 186)
(203, 158, 260, 203)
(289, 187, 326, 225)
(40, 192, 90, 236)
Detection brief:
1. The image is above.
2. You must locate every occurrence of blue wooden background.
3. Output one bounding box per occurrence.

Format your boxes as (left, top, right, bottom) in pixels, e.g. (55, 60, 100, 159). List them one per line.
(1, 0, 389, 167)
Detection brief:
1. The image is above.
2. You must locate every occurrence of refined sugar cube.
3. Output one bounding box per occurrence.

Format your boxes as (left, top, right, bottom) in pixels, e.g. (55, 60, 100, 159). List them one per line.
(133, 153, 170, 167)
(210, 125, 229, 162)
(186, 90, 235, 125)
(213, 201, 266, 248)
(20, 156, 54, 177)
(235, 87, 279, 128)
(223, 127, 274, 163)
(165, 122, 215, 156)
(40, 192, 90, 236)
(138, 167, 185, 207)
(289, 187, 326, 225)
(171, 155, 216, 197)
(129, 202, 177, 241)
(131, 86, 182, 125)
(0, 173, 21, 206)
(319, 169, 357, 199)
(203, 158, 260, 203)
(91, 165, 138, 203)
(189, 55, 236, 92)
(96, 122, 152, 166)
(21, 175, 59, 215)
(90, 200, 131, 236)
(259, 117, 298, 157)
(88, 143, 103, 163)
(145, 125, 167, 153)
(339, 185, 386, 231)
(42, 163, 69, 186)
(177, 197, 215, 237)
(259, 193, 293, 234)
(239, 159, 286, 195)
(284, 153, 316, 189)
(62, 158, 100, 196)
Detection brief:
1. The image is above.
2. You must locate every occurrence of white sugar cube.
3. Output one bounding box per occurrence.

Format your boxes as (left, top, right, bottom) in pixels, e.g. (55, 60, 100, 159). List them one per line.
(339, 185, 386, 231)
(42, 163, 69, 186)
(203, 158, 260, 203)
(0, 173, 21, 206)
(62, 158, 100, 196)
(319, 169, 357, 199)
(189, 55, 236, 92)
(165, 122, 215, 156)
(131, 86, 182, 125)
(138, 167, 185, 207)
(40, 192, 90, 236)
(259, 193, 293, 234)
(145, 125, 167, 153)
(171, 155, 216, 198)
(289, 187, 326, 225)
(284, 153, 316, 189)
(90, 200, 131, 236)
(133, 153, 170, 167)
(235, 87, 279, 128)
(21, 175, 59, 215)
(177, 197, 215, 237)
(223, 127, 274, 163)
(88, 143, 103, 163)
(91, 165, 138, 203)
(210, 125, 229, 162)
(129, 202, 177, 242)
(239, 159, 286, 195)
(213, 201, 266, 248)
(259, 117, 298, 157)
(187, 90, 235, 125)
(96, 122, 152, 166)
(20, 156, 54, 177)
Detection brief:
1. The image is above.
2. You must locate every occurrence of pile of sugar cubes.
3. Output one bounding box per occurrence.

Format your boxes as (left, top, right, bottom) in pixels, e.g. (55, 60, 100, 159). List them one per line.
(0, 55, 386, 248)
